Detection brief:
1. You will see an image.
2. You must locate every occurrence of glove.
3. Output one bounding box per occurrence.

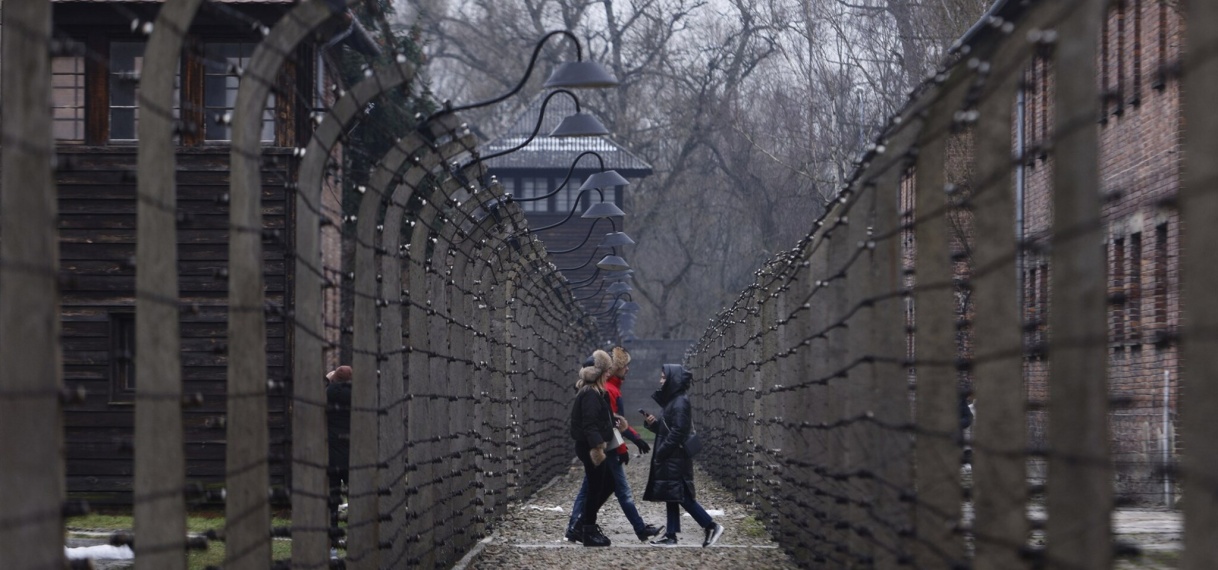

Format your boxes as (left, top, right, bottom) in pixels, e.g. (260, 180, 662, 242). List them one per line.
(636, 440, 651, 455)
(619, 452, 630, 466)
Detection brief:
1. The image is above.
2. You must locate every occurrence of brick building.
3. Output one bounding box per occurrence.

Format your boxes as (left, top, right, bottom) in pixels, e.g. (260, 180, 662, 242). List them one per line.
(1019, 0, 1184, 503)
(901, 1, 1184, 504)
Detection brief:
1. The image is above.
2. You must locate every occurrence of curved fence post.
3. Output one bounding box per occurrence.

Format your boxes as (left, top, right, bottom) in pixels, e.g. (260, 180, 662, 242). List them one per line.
(226, 3, 332, 567)
(0, 2, 61, 568)
(292, 61, 416, 570)
(133, 2, 203, 568)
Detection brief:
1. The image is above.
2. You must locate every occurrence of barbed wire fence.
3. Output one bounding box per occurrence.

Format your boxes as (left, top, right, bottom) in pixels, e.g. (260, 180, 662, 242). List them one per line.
(687, 0, 1217, 569)
(6, 0, 1218, 569)
(0, 1, 597, 569)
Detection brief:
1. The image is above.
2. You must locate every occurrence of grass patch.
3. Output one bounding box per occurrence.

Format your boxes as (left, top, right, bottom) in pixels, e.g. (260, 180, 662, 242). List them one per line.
(185, 539, 294, 569)
(738, 515, 769, 539)
(68, 508, 300, 570)
(67, 508, 292, 534)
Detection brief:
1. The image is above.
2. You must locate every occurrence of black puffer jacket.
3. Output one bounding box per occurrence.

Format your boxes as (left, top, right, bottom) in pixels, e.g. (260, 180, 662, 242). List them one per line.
(570, 387, 614, 449)
(326, 381, 352, 473)
(643, 364, 696, 503)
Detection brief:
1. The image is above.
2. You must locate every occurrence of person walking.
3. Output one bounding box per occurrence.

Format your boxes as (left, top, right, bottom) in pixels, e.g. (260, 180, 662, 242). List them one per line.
(642, 363, 724, 547)
(568, 350, 618, 547)
(325, 365, 353, 551)
(565, 347, 663, 543)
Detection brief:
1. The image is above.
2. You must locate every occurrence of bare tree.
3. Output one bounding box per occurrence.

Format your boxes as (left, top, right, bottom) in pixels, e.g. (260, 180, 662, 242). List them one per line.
(400, 0, 990, 339)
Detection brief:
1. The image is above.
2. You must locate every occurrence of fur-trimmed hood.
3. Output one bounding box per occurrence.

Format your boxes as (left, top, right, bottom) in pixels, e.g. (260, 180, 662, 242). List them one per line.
(611, 346, 631, 375)
(577, 349, 612, 391)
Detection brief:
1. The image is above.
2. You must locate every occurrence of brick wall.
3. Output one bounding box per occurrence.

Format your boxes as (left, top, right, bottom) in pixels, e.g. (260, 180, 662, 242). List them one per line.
(1021, 0, 1184, 503)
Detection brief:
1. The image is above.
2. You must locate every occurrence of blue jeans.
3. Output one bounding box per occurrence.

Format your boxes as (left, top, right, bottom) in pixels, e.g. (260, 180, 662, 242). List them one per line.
(567, 452, 647, 533)
(665, 494, 714, 536)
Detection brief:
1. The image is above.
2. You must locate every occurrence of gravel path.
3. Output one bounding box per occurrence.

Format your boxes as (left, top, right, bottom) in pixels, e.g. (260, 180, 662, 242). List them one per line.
(456, 454, 800, 570)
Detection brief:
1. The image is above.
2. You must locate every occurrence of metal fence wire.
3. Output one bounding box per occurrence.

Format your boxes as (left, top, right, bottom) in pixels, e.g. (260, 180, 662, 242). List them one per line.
(0, 1, 596, 569)
(686, 1, 1216, 569)
(1, 0, 1217, 569)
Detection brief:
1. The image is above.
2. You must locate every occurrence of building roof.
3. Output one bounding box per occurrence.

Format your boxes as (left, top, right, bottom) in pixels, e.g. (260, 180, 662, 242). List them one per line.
(483, 92, 653, 177)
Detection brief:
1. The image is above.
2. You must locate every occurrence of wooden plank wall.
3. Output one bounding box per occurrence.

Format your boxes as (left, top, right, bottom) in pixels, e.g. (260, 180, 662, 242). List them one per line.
(57, 147, 293, 503)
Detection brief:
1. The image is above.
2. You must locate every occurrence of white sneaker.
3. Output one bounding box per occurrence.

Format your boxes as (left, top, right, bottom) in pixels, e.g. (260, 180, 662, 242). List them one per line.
(702, 523, 724, 547)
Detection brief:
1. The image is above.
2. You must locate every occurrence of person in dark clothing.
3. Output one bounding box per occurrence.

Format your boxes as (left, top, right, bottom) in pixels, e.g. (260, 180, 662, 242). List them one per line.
(565, 347, 663, 543)
(960, 391, 975, 467)
(325, 365, 353, 544)
(642, 364, 724, 547)
(568, 350, 618, 547)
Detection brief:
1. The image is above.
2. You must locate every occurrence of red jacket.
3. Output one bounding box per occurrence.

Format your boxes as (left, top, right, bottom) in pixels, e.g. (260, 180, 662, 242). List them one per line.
(606, 375, 641, 455)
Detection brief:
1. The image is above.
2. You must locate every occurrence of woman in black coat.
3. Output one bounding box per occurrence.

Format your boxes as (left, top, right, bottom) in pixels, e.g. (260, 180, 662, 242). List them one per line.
(642, 364, 724, 547)
(568, 349, 617, 547)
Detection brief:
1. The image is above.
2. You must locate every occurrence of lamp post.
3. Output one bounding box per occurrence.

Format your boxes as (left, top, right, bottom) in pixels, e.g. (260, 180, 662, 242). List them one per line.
(573, 280, 606, 302)
(545, 219, 633, 254)
(529, 186, 626, 233)
(508, 151, 626, 207)
(463, 89, 610, 171)
(424, 30, 617, 123)
(411, 32, 639, 343)
(514, 151, 637, 282)
(588, 293, 634, 317)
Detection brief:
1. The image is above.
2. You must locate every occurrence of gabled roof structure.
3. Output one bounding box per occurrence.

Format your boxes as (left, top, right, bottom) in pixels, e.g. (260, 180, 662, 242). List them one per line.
(483, 92, 653, 176)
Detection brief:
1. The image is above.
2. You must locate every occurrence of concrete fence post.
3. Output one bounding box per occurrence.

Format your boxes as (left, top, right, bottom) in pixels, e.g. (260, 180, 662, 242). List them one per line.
(1046, 1, 1112, 568)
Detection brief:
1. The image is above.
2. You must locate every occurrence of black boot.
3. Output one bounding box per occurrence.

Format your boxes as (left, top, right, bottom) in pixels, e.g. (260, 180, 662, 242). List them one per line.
(636, 524, 664, 542)
(582, 524, 611, 547)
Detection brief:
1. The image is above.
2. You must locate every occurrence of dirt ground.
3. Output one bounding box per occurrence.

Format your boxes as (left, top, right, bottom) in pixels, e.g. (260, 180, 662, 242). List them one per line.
(458, 458, 1184, 569)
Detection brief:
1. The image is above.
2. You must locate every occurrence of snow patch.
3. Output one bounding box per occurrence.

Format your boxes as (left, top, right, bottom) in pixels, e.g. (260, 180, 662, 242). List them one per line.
(65, 544, 134, 560)
(523, 505, 564, 512)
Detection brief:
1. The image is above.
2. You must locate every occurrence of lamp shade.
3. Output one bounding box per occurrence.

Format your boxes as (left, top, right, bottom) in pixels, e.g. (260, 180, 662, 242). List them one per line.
(596, 255, 631, 271)
(543, 61, 620, 89)
(550, 113, 610, 137)
(607, 282, 633, 294)
(581, 201, 626, 219)
(579, 170, 631, 191)
(598, 231, 635, 249)
(603, 270, 633, 282)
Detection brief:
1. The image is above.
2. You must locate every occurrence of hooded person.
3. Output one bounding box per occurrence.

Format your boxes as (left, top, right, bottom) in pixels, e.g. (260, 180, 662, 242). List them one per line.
(567, 350, 617, 547)
(642, 363, 724, 547)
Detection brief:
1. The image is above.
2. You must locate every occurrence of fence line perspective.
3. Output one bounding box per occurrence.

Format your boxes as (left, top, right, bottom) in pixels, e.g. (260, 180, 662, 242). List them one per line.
(687, 0, 1213, 569)
(2, 0, 1217, 569)
(0, 1, 598, 569)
